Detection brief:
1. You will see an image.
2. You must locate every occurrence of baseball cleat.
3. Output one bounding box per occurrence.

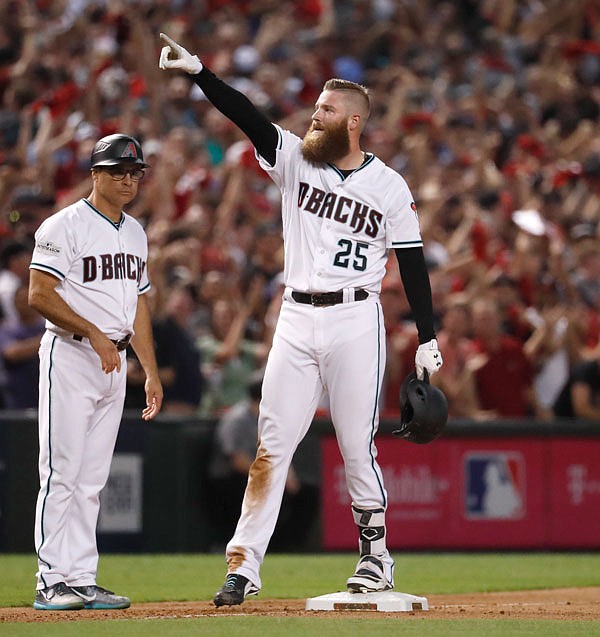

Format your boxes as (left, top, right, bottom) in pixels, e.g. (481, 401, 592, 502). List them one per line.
(347, 554, 394, 593)
(33, 582, 85, 610)
(71, 585, 130, 609)
(213, 574, 260, 607)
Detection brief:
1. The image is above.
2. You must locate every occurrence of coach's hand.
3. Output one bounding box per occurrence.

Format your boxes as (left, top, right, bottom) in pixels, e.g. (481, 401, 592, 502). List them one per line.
(89, 330, 121, 374)
(415, 338, 443, 380)
(142, 375, 163, 421)
(159, 33, 203, 75)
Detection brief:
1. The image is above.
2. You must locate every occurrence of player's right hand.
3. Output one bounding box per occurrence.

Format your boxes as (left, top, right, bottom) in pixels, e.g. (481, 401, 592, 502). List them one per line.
(89, 331, 121, 374)
(159, 33, 203, 75)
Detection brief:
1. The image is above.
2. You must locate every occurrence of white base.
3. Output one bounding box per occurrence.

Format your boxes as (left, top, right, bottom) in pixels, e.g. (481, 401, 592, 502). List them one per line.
(305, 591, 429, 612)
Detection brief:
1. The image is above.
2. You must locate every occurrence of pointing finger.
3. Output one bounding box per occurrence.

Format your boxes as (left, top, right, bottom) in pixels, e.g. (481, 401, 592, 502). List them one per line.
(159, 33, 178, 49)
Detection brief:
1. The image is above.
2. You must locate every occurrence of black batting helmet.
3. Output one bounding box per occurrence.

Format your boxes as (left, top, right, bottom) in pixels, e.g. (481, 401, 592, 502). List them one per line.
(91, 134, 149, 168)
(392, 371, 448, 444)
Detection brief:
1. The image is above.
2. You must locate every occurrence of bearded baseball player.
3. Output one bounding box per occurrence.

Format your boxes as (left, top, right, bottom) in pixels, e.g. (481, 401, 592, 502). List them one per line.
(159, 33, 443, 606)
(28, 134, 163, 610)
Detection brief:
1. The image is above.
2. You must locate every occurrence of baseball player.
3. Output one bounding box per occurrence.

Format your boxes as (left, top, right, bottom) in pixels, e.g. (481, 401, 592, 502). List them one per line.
(159, 33, 443, 606)
(28, 134, 163, 610)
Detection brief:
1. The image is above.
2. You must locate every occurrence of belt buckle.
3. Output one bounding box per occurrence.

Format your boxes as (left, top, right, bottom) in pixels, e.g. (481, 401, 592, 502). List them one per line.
(311, 293, 336, 307)
(116, 336, 130, 351)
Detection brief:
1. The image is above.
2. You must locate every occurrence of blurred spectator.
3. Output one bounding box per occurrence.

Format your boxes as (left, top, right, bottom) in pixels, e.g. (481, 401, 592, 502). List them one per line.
(0, 283, 44, 408)
(553, 354, 600, 421)
(0, 0, 598, 420)
(523, 306, 580, 420)
(470, 296, 538, 419)
(571, 243, 600, 312)
(8, 188, 56, 242)
(431, 295, 493, 420)
(0, 239, 32, 326)
(207, 370, 319, 551)
(153, 284, 205, 414)
(206, 371, 266, 548)
(197, 276, 269, 415)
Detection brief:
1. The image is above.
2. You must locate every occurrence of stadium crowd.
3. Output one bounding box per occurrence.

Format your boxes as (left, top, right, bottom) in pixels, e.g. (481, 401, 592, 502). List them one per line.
(0, 0, 598, 421)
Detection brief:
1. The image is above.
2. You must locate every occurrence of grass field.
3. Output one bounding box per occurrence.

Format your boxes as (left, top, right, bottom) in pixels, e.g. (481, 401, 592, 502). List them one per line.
(2, 552, 600, 636)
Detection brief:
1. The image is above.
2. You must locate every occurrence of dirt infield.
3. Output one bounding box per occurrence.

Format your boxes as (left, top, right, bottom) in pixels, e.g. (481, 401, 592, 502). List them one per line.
(2, 588, 599, 622)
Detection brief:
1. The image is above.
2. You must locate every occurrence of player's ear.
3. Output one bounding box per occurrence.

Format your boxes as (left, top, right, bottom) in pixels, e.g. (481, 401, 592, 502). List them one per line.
(348, 114, 361, 131)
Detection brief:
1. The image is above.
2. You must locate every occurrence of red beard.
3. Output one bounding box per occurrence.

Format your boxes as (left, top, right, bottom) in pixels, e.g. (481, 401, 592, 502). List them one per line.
(301, 120, 350, 164)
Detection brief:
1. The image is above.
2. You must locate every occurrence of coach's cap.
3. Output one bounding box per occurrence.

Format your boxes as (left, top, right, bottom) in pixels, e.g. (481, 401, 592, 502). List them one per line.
(91, 133, 150, 168)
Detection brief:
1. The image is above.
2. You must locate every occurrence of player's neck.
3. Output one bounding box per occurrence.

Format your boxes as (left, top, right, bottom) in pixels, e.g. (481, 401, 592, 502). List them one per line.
(333, 148, 366, 171)
(87, 193, 123, 223)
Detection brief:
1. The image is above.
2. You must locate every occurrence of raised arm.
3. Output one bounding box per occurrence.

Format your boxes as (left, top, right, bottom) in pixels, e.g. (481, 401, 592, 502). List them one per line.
(158, 33, 279, 166)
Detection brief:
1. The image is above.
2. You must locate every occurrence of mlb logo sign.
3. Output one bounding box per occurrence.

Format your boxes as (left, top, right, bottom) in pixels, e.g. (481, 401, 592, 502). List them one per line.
(464, 452, 525, 520)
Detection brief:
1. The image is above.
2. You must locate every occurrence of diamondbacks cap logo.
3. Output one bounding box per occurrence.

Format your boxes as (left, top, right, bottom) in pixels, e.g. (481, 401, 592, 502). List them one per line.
(120, 142, 138, 159)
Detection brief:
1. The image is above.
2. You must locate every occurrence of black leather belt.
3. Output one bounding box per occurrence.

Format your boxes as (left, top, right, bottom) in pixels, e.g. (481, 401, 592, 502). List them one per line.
(73, 334, 131, 351)
(291, 289, 368, 307)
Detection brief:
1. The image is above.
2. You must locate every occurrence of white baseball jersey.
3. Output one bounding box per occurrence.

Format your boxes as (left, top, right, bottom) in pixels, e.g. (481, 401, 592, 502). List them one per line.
(226, 125, 419, 590)
(30, 198, 150, 338)
(31, 198, 149, 591)
(256, 125, 423, 294)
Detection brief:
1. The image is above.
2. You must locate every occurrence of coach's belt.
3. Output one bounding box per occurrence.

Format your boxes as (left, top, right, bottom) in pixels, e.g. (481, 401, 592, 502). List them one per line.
(291, 289, 368, 307)
(72, 334, 132, 351)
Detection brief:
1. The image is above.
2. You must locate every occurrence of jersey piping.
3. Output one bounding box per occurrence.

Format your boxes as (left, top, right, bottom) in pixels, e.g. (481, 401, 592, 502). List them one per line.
(83, 198, 125, 229)
(29, 262, 66, 280)
(327, 153, 375, 181)
(36, 334, 57, 586)
(369, 302, 387, 508)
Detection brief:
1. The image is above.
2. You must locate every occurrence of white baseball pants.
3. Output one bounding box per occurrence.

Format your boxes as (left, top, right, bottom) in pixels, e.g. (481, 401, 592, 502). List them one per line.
(226, 294, 388, 588)
(34, 331, 126, 589)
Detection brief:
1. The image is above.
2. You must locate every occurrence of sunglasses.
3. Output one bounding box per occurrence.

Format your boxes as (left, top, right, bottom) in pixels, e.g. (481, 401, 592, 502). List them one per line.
(101, 166, 146, 181)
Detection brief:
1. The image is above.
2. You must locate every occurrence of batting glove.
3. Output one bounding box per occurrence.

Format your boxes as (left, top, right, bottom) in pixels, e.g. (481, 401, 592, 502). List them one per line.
(415, 338, 443, 380)
(159, 33, 203, 75)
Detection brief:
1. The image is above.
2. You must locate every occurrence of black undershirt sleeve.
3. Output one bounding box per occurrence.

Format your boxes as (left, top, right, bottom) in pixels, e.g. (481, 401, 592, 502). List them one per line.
(192, 67, 278, 166)
(394, 247, 436, 344)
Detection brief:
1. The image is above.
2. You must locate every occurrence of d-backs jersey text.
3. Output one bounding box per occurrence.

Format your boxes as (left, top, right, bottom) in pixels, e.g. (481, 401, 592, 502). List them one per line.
(30, 198, 149, 337)
(256, 125, 423, 294)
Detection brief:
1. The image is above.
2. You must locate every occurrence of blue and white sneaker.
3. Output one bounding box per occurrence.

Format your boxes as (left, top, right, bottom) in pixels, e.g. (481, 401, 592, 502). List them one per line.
(71, 585, 130, 609)
(33, 582, 85, 610)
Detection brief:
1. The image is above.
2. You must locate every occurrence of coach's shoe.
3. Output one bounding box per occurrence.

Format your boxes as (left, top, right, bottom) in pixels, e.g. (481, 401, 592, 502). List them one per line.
(347, 553, 395, 593)
(213, 573, 260, 607)
(71, 585, 130, 609)
(33, 582, 85, 610)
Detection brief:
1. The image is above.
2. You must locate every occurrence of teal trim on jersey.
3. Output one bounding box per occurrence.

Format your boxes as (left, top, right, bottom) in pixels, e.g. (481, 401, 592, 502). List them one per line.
(327, 152, 375, 181)
(36, 335, 57, 586)
(30, 263, 66, 280)
(83, 198, 125, 229)
(368, 302, 387, 508)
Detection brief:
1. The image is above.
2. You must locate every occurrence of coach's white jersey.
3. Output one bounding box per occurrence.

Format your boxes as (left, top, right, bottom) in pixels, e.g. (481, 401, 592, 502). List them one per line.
(256, 125, 423, 294)
(30, 198, 149, 337)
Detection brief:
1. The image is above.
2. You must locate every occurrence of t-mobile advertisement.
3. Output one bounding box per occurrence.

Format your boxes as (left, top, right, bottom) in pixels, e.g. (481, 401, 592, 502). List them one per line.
(321, 436, 600, 549)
